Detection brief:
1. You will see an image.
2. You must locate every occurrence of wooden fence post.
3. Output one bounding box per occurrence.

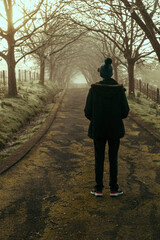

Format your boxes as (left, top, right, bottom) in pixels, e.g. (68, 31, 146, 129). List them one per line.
(157, 88, 160, 104)
(24, 70, 27, 82)
(29, 71, 31, 81)
(152, 87, 154, 101)
(154, 88, 156, 102)
(147, 83, 149, 98)
(3, 70, 6, 86)
(18, 69, 21, 82)
(139, 80, 141, 92)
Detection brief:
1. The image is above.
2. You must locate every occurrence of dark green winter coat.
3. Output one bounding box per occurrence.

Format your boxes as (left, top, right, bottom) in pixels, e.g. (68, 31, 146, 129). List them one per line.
(84, 78, 130, 139)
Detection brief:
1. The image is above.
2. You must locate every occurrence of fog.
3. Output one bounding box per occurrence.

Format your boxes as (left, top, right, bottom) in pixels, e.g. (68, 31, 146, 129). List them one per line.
(69, 72, 88, 88)
(136, 64, 160, 88)
(0, 0, 159, 96)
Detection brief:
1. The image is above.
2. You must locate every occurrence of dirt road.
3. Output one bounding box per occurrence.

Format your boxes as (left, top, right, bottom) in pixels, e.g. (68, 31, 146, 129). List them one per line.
(0, 88, 160, 240)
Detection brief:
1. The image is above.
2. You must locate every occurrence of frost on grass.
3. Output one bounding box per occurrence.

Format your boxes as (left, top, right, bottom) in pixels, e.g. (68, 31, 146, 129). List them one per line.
(128, 91, 160, 131)
(0, 82, 60, 150)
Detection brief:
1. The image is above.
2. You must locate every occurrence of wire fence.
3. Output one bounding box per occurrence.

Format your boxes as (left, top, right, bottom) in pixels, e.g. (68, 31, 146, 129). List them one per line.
(0, 69, 40, 86)
(135, 79, 160, 104)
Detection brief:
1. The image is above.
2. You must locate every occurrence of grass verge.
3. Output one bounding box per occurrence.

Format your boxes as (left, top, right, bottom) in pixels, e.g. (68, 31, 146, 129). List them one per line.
(128, 91, 160, 132)
(0, 82, 61, 155)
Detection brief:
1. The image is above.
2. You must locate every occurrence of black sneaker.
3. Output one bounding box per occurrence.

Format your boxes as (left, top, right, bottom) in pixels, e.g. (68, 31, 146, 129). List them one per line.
(110, 190, 123, 197)
(90, 189, 103, 197)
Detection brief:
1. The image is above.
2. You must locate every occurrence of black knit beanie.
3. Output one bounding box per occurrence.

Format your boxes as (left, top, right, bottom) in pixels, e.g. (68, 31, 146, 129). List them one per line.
(99, 58, 113, 79)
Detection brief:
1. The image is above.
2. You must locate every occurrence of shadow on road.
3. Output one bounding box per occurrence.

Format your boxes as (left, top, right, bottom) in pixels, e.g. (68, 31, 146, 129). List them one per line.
(0, 87, 160, 240)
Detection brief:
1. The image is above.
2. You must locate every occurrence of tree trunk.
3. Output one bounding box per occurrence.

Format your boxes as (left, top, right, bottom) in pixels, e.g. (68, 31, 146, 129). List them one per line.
(112, 62, 118, 82)
(127, 59, 135, 96)
(7, 40, 17, 96)
(39, 58, 45, 85)
(49, 60, 54, 81)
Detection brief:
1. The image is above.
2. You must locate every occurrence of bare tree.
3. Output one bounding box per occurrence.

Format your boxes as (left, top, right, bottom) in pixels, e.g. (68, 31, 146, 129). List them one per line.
(26, 8, 87, 85)
(120, 0, 160, 61)
(66, 0, 155, 95)
(75, 0, 160, 60)
(0, 0, 60, 96)
(45, 34, 104, 87)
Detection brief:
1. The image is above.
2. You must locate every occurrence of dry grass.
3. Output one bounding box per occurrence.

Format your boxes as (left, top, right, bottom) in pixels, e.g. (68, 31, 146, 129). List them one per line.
(0, 81, 59, 150)
(128, 90, 160, 131)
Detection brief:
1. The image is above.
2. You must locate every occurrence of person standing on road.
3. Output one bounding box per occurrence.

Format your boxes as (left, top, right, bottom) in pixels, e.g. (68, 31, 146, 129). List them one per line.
(84, 57, 129, 197)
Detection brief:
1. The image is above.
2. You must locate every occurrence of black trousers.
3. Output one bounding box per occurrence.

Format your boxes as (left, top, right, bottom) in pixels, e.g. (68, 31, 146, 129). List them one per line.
(94, 138, 120, 191)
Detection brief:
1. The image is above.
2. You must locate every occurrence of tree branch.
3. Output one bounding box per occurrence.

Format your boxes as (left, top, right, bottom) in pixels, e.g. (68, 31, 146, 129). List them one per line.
(16, 42, 47, 64)
(49, 31, 87, 56)
(14, 0, 44, 33)
(121, 0, 160, 61)
(150, 0, 159, 17)
(0, 51, 7, 61)
(0, 27, 7, 39)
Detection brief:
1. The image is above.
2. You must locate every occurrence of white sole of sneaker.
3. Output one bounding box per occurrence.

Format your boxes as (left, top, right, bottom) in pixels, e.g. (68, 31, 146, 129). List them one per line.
(90, 191, 103, 197)
(95, 193, 103, 197)
(110, 192, 123, 197)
